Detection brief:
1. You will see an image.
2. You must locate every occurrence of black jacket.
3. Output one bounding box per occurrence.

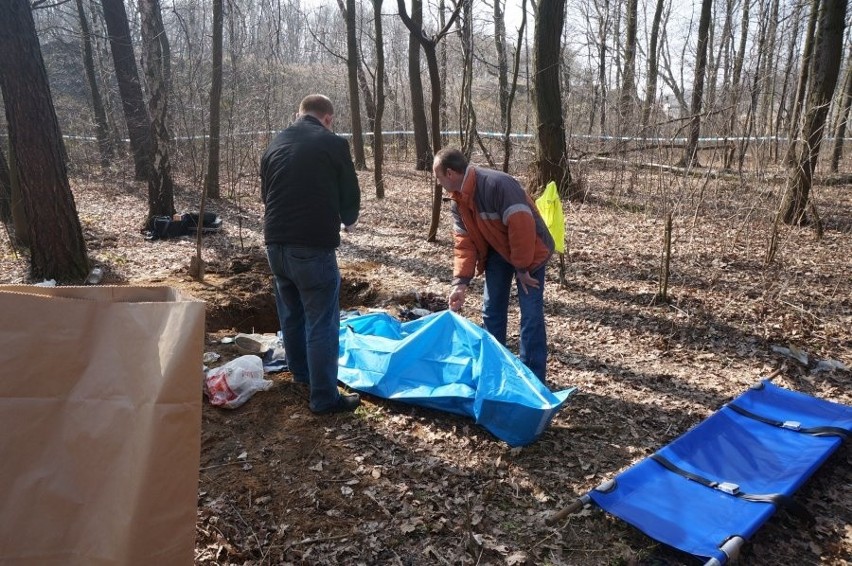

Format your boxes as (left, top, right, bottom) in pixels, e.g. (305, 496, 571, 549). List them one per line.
(260, 115, 360, 248)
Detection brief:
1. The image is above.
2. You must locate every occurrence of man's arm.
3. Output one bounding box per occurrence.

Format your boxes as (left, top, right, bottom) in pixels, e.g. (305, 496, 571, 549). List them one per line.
(336, 137, 360, 227)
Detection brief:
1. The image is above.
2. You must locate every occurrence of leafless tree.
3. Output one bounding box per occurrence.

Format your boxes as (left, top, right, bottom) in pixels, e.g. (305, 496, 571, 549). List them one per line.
(641, 0, 666, 130)
(397, 0, 464, 241)
(344, 0, 367, 169)
(784, 0, 821, 167)
(373, 0, 387, 198)
(0, 0, 89, 281)
(407, 0, 430, 170)
(619, 0, 638, 125)
(138, 0, 176, 221)
(102, 0, 153, 181)
(781, 0, 847, 228)
(678, 0, 713, 168)
(204, 0, 224, 200)
(76, 0, 114, 167)
(532, 0, 575, 198)
(829, 41, 852, 173)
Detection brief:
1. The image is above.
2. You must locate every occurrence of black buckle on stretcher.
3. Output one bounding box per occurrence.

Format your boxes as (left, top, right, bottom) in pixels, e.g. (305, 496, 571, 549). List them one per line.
(650, 454, 814, 525)
(725, 404, 848, 438)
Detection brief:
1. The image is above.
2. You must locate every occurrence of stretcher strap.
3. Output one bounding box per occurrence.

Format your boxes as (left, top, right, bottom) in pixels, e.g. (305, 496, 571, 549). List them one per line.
(650, 454, 813, 524)
(726, 404, 849, 438)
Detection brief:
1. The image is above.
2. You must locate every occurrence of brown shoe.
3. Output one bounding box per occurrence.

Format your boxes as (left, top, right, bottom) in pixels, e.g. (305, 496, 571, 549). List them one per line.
(311, 393, 360, 415)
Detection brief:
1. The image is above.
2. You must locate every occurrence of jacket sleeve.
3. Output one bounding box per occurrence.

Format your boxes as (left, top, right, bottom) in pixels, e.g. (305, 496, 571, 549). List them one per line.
(336, 137, 361, 226)
(259, 154, 268, 205)
(451, 201, 477, 286)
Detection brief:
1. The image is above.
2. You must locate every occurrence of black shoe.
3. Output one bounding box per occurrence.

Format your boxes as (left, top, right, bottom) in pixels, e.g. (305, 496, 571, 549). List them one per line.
(311, 393, 360, 415)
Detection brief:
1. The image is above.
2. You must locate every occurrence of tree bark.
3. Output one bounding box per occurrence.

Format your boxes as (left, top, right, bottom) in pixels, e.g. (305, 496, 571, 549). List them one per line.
(397, 0, 464, 241)
(723, 0, 751, 168)
(533, 0, 575, 198)
(407, 0, 430, 170)
(641, 0, 665, 130)
(781, 0, 847, 226)
(102, 0, 153, 181)
(373, 0, 386, 198)
(829, 41, 852, 172)
(0, 0, 89, 280)
(204, 0, 223, 200)
(784, 0, 821, 167)
(596, 0, 609, 134)
(679, 0, 713, 168)
(0, 145, 12, 224)
(76, 0, 114, 168)
(503, 0, 527, 173)
(138, 0, 176, 221)
(494, 0, 509, 132)
(619, 0, 638, 125)
(345, 0, 367, 170)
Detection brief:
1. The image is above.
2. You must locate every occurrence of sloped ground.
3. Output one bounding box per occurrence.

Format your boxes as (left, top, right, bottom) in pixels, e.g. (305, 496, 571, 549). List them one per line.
(0, 160, 849, 565)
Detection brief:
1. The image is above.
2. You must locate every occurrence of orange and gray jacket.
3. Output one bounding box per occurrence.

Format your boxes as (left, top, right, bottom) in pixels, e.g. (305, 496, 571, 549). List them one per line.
(449, 166, 554, 286)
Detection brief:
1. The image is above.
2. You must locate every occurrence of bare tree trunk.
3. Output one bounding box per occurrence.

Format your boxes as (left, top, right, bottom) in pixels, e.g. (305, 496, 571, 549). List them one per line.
(356, 62, 376, 136)
(0, 0, 89, 281)
(6, 132, 29, 247)
(620, 0, 638, 125)
(758, 0, 780, 137)
(723, 0, 751, 168)
(596, 0, 609, 134)
(408, 0, 430, 170)
(102, 0, 153, 181)
(345, 0, 367, 170)
(0, 145, 12, 224)
(138, 0, 176, 221)
(457, 1, 475, 155)
(533, 0, 575, 198)
(679, 0, 713, 168)
(781, 0, 847, 227)
(784, 0, 821, 167)
(829, 41, 852, 172)
(373, 0, 386, 198)
(204, 0, 223, 200)
(773, 5, 804, 161)
(76, 0, 114, 168)
(494, 0, 509, 132)
(397, 0, 464, 241)
(641, 0, 665, 130)
(503, 0, 528, 173)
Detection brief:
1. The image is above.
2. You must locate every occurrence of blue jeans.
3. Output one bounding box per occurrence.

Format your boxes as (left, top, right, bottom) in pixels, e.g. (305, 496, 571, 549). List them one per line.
(266, 244, 342, 412)
(482, 250, 548, 382)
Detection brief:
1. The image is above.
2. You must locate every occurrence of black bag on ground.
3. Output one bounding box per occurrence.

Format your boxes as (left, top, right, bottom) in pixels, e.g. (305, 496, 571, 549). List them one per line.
(146, 214, 191, 240)
(186, 212, 223, 233)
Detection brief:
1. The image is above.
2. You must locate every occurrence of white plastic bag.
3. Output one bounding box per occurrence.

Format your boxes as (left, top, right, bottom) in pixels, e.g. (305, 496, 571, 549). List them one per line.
(204, 355, 274, 409)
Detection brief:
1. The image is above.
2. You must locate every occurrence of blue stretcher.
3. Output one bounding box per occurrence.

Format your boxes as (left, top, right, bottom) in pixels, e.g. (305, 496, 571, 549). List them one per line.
(337, 310, 575, 447)
(549, 379, 851, 565)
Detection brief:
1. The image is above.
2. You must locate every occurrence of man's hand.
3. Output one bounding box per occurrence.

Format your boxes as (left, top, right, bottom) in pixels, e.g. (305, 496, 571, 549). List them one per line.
(516, 270, 540, 294)
(448, 284, 468, 312)
(341, 221, 358, 233)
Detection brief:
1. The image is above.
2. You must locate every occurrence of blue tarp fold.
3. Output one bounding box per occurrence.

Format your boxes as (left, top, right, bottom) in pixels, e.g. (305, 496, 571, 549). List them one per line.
(337, 311, 575, 446)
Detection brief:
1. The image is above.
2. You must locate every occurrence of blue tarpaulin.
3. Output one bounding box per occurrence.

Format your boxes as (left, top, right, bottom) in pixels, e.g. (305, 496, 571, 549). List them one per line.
(337, 310, 575, 446)
(587, 380, 852, 565)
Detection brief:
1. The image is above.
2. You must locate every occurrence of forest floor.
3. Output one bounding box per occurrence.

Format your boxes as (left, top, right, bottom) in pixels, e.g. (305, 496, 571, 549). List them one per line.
(0, 159, 850, 565)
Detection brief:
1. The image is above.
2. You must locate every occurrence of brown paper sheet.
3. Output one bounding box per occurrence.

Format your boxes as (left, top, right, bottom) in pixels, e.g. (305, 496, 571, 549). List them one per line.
(0, 286, 205, 565)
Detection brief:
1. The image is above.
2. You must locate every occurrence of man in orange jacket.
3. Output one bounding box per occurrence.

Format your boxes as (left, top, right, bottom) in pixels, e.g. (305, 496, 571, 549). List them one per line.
(433, 148, 555, 382)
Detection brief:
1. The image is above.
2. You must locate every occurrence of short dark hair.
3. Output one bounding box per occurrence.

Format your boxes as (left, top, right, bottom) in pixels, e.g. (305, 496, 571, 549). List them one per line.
(434, 148, 469, 174)
(299, 94, 334, 117)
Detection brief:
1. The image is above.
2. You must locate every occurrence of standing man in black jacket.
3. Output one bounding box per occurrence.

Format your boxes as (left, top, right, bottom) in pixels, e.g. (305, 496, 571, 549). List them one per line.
(260, 94, 361, 414)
